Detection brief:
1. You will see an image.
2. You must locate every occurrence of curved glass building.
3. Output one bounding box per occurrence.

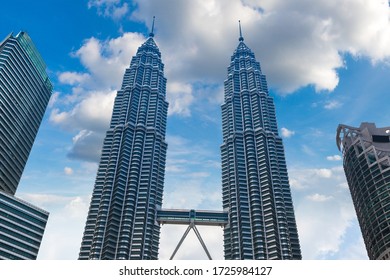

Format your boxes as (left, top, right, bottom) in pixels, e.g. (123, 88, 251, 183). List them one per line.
(79, 31, 168, 260)
(337, 122, 390, 260)
(221, 28, 301, 259)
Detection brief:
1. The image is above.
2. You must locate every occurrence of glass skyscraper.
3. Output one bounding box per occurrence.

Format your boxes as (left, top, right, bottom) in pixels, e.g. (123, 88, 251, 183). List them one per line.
(337, 122, 390, 260)
(0, 32, 52, 195)
(79, 30, 168, 260)
(0, 31, 52, 259)
(221, 29, 301, 259)
(0, 191, 48, 260)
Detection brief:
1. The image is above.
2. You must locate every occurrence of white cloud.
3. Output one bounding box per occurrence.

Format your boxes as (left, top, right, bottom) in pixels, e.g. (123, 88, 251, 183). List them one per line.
(112, 2, 128, 19)
(58, 72, 91, 86)
(50, 108, 68, 124)
(324, 100, 342, 110)
(64, 167, 74, 175)
(289, 165, 364, 259)
(165, 164, 185, 173)
(296, 201, 357, 259)
(18, 193, 73, 207)
(306, 193, 333, 202)
(17, 193, 91, 259)
(289, 167, 340, 190)
(315, 168, 333, 178)
(327, 155, 342, 161)
(73, 33, 145, 89)
(50, 89, 116, 133)
(281, 127, 295, 138)
(339, 182, 349, 189)
(163, 184, 206, 209)
(50, 89, 116, 161)
(167, 82, 194, 116)
(288, 178, 304, 190)
(131, 0, 390, 93)
(64, 196, 90, 219)
(188, 172, 210, 178)
(39, 195, 90, 259)
(48, 92, 60, 108)
(132, 1, 262, 88)
(88, 0, 129, 20)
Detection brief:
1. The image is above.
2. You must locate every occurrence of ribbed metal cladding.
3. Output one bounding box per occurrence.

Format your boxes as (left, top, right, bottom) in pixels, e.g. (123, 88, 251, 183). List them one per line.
(0, 191, 48, 260)
(79, 36, 168, 260)
(337, 123, 390, 260)
(0, 32, 52, 195)
(221, 39, 301, 259)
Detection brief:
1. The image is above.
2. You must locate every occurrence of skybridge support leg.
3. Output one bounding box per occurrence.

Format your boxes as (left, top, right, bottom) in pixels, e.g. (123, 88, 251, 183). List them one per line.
(170, 224, 192, 260)
(192, 224, 212, 260)
(169, 222, 212, 260)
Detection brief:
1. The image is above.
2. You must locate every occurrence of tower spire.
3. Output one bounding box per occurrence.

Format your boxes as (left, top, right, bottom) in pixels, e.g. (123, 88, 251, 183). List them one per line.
(238, 20, 244, 42)
(149, 16, 155, 38)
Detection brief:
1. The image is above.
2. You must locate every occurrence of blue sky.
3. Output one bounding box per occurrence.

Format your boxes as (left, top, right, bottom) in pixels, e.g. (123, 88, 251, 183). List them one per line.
(2, 0, 390, 259)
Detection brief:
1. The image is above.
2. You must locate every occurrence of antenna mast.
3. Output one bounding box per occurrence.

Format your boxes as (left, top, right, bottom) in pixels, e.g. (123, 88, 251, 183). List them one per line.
(149, 16, 155, 37)
(239, 20, 244, 42)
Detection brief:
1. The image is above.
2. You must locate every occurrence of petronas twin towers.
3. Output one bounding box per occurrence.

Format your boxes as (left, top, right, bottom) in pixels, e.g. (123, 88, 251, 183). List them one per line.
(79, 22, 302, 260)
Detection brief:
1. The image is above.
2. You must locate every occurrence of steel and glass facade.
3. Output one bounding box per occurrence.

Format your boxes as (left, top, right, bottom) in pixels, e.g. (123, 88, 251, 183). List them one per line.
(337, 122, 390, 260)
(79, 34, 168, 260)
(221, 35, 301, 259)
(0, 32, 52, 195)
(0, 191, 48, 260)
(0, 31, 51, 260)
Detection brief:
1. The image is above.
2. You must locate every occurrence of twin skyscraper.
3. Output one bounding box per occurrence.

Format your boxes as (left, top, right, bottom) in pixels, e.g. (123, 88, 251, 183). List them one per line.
(78, 22, 302, 260)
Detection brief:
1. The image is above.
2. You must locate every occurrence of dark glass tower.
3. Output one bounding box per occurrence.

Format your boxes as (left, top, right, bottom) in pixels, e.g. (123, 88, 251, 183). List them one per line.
(0, 191, 48, 259)
(337, 122, 390, 260)
(0, 31, 51, 259)
(79, 30, 168, 259)
(221, 26, 301, 259)
(0, 32, 52, 195)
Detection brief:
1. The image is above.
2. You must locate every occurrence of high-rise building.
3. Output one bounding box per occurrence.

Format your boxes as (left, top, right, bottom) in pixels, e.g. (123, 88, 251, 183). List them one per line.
(0, 31, 52, 259)
(0, 191, 48, 260)
(0, 32, 53, 195)
(337, 122, 390, 260)
(79, 28, 168, 260)
(220, 25, 301, 259)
